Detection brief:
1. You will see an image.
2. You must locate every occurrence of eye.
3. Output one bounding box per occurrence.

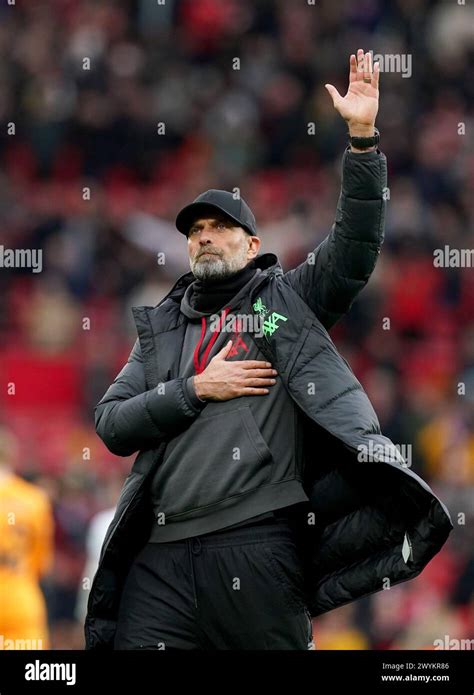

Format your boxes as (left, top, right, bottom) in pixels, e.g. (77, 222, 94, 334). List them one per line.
(217, 222, 226, 230)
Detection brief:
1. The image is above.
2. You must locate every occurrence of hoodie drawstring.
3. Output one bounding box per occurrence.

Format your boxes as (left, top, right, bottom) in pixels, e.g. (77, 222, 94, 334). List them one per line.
(193, 306, 231, 375)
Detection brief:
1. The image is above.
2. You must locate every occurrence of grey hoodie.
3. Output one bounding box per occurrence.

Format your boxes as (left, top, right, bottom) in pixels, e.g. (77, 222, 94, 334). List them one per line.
(148, 269, 308, 542)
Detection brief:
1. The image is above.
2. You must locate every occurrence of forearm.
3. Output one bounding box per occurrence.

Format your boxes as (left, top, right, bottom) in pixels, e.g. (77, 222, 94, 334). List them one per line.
(95, 375, 206, 456)
(282, 144, 387, 328)
(332, 144, 387, 273)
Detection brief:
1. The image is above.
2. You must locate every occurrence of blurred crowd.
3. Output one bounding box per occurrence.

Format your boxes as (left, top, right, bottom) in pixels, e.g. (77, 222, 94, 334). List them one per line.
(0, 0, 473, 649)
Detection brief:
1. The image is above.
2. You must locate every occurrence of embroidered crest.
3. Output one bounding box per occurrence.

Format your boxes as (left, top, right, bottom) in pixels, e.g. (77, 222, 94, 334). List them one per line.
(252, 296, 288, 337)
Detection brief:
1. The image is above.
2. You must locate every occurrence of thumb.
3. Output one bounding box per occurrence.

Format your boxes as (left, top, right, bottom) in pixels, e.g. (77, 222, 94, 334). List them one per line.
(214, 339, 233, 359)
(325, 83, 342, 106)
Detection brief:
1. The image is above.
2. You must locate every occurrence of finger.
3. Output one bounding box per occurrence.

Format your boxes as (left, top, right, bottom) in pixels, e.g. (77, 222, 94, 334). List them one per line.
(240, 360, 274, 369)
(349, 53, 357, 83)
(239, 387, 270, 396)
(356, 48, 364, 80)
(243, 368, 278, 377)
(324, 83, 342, 106)
(213, 340, 234, 358)
(372, 60, 380, 89)
(243, 378, 276, 387)
(364, 51, 372, 82)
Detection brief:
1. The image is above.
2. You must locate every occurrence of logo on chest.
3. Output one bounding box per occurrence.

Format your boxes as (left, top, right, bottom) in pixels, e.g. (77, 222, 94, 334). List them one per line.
(252, 297, 288, 337)
(228, 334, 250, 357)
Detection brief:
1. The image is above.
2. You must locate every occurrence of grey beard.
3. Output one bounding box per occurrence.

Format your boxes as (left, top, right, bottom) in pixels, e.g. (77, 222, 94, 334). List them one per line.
(190, 247, 249, 282)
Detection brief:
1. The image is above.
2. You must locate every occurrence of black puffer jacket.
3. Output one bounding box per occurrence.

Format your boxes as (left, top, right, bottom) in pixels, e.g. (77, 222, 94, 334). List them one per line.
(85, 146, 453, 649)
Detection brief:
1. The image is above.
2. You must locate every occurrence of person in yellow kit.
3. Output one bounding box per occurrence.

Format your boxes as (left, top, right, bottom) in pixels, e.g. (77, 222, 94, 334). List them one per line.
(0, 426, 54, 650)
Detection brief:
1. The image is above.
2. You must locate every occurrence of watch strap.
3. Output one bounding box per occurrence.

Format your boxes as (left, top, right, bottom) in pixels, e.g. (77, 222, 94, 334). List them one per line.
(348, 127, 380, 148)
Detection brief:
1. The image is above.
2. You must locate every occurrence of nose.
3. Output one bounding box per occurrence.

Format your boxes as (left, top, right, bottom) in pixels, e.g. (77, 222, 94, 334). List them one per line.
(198, 232, 218, 249)
(199, 223, 215, 240)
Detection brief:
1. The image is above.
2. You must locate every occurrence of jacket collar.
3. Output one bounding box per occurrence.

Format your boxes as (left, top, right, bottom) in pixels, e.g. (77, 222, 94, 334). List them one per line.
(158, 252, 282, 308)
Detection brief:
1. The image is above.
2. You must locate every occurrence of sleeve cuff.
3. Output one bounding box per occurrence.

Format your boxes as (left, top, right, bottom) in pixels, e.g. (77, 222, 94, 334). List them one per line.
(145, 377, 205, 432)
(184, 376, 207, 409)
(343, 144, 382, 157)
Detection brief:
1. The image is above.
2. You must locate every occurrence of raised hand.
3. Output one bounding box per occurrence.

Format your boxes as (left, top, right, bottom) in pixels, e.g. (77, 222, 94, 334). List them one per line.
(325, 48, 380, 136)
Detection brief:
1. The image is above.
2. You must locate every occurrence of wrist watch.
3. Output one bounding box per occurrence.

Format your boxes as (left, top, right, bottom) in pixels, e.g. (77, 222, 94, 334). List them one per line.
(348, 127, 380, 149)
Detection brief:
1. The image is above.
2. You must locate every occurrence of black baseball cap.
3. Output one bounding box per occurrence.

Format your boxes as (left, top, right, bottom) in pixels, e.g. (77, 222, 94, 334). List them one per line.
(175, 189, 258, 237)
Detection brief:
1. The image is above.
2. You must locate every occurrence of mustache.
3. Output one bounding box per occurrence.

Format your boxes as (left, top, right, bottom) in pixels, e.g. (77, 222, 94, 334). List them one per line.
(196, 249, 222, 259)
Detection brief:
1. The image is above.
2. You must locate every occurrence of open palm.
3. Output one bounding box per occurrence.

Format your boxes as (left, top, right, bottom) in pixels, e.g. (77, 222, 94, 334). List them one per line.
(325, 49, 380, 128)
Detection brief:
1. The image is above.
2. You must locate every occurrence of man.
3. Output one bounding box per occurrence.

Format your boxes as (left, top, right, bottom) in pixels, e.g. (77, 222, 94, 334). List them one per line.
(0, 427, 54, 650)
(85, 50, 452, 650)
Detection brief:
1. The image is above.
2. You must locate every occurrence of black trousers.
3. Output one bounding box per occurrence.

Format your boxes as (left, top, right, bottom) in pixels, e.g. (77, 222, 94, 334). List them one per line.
(114, 517, 314, 650)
